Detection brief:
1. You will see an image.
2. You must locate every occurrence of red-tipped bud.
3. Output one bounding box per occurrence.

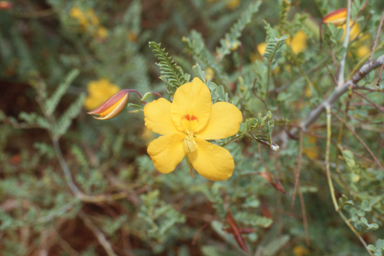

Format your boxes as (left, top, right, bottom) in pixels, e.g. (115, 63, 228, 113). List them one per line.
(0, 1, 12, 9)
(87, 89, 129, 120)
(322, 8, 347, 26)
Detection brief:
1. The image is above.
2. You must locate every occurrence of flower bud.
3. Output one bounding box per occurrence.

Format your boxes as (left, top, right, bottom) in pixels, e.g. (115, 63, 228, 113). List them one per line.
(322, 8, 347, 26)
(87, 89, 129, 120)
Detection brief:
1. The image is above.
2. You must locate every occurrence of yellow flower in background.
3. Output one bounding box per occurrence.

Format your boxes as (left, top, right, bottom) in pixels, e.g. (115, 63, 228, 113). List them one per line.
(205, 68, 215, 81)
(225, 39, 240, 51)
(206, 0, 240, 10)
(70, 6, 108, 40)
(250, 42, 266, 62)
(322, 8, 361, 42)
(341, 21, 361, 41)
(293, 245, 310, 256)
(96, 26, 108, 40)
(70, 6, 99, 28)
(127, 31, 138, 43)
(144, 78, 242, 181)
(140, 127, 155, 146)
(257, 41, 267, 54)
(303, 135, 319, 160)
(286, 30, 308, 54)
(356, 45, 370, 58)
(84, 79, 120, 111)
(226, 0, 240, 10)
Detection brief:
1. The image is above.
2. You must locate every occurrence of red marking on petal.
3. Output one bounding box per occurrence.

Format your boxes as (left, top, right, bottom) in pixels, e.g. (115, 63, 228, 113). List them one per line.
(190, 115, 198, 121)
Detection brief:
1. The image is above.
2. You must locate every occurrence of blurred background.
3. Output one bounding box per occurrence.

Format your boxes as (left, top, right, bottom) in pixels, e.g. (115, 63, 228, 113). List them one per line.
(1, 0, 384, 255)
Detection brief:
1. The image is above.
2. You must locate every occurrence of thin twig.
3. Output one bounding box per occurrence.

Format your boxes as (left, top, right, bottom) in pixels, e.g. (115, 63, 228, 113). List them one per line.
(291, 131, 303, 209)
(377, 123, 384, 158)
(51, 137, 82, 196)
(192, 218, 215, 245)
(354, 86, 384, 92)
(353, 90, 384, 114)
(325, 105, 373, 256)
(325, 105, 338, 211)
(79, 212, 118, 256)
(252, 78, 268, 109)
(351, 0, 369, 28)
(329, 42, 339, 78)
(286, 54, 384, 137)
(334, 86, 353, 194)
(376, 63, 384, 86)
(337, 0, 352, 87)
(326, 64, 338, 86)
(347, 40, 384, 81)
(12, 8, 55, 18)
(369, 8, 384, 63)
(298, 185, 310, 246)
(258, 143, 272, 172)
(332, 111, 384, 173)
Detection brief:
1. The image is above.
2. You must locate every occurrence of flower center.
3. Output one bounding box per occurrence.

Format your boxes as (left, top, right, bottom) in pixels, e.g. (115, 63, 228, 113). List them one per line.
(183, 130, 197, 153)
(180, 114, 199, 132)
(180, 114, 199, 153)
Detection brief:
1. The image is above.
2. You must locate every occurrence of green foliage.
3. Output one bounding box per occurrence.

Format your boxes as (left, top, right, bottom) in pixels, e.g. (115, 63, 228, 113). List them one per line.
(1, 0, 384, 255)
(263, 32, 288, 65)
(216, 1, 261, 61)
(149, 41, 189, 97)
(234, 212, 273, 228)
(368, 239, 384, 256)
(138, 190, 186, 242)
(53, 92, 86, 138)
(45, 69, 80, 115)
(183, 30, 230, 87)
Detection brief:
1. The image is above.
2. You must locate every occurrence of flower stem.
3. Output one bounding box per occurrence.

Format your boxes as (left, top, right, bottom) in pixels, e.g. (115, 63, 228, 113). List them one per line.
(325, 105, 373, 256)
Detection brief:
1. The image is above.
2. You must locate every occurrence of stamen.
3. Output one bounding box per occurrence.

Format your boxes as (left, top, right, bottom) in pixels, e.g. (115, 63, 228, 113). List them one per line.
(183, 134, 197, 153)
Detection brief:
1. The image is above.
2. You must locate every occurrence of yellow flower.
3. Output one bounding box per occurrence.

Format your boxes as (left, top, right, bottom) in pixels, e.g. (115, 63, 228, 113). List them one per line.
(127, 31, 138, 43)
(293, 245, 310, 256)
(226, 0, 240, 10)
(85, 9, 99, 26)
(286, 30, 308, 54)
(356, 45, 370, 58)
(84, 79, 120, 111)
(144, 78, 242, 181)
(340, 21, 361, 41)
(95, 26, 108, 40)
(206, 0, 240, 9)
(140, 127, 155, 145)
(303, 135, 319, 160)
(70, 6, 104, 40)
(205, 68, 215, 81)
(250, 42, 267, 62)
(70, 6, 99, 28)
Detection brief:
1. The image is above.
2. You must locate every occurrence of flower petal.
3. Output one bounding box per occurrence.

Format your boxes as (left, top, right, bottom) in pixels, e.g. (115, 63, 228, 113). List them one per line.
(144, 98, 180, 135)
(196, 102, 242, 140)
(171, 77, 212, 133)
(188, 137, 234, 181)
(147, 133, 186, 174)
